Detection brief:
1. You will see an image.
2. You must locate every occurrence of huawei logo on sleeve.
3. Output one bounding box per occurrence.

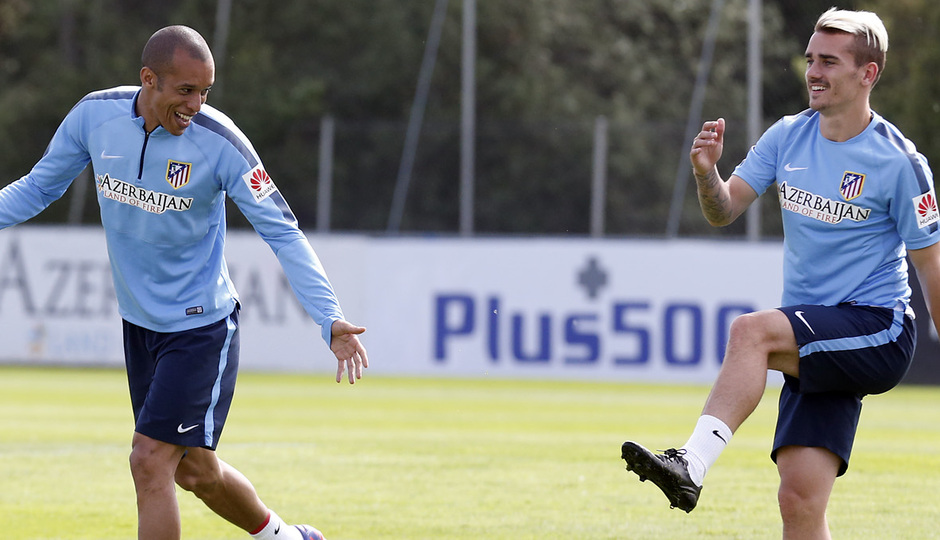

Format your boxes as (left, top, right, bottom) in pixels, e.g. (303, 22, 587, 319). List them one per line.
(242, 165, 278, 203)
(914, 191, 940, 229)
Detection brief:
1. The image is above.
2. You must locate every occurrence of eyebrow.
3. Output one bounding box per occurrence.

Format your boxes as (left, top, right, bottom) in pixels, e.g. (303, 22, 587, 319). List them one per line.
(805, 51, 840, 61)
(177, 82, 213, 91)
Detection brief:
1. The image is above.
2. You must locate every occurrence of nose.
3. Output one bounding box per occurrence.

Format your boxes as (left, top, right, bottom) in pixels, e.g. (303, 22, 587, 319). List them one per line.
(805, 61, 821, 81)
(188, 92, 203, 113)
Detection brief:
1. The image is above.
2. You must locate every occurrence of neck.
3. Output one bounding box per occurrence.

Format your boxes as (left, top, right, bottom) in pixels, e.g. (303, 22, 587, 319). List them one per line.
(134, 92, 159, 134)
(818, 101, 873, 142)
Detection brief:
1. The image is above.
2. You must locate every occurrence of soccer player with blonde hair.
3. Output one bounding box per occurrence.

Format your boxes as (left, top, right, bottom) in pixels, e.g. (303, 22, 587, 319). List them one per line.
(622, 9, 940, 538)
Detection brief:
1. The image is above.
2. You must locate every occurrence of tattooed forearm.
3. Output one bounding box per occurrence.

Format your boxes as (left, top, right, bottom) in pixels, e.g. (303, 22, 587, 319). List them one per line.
(694, 168, 732, 226)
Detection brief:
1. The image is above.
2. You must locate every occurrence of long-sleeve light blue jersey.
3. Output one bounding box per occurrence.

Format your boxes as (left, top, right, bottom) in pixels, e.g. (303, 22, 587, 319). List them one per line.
(0, 86, 343, 345)
(733, 109, 940, 309)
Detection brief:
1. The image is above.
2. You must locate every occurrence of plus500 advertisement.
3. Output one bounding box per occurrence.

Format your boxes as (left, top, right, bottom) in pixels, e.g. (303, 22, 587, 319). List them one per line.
(0, 227, 784, 383)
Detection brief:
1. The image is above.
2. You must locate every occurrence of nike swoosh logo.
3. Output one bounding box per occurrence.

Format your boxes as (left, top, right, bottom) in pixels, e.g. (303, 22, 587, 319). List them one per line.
(100, 150, 123, 159)
(274, 524, 280, 535)
(712, 430, 727, 443)
(794, 310, 815, 334)
(784, 163, 808, 172)
(177, 423, 199, 434)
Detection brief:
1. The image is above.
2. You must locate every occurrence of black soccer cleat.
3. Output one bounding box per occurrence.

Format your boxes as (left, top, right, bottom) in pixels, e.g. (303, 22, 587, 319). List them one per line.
(295, 524, 326, 540)
(621, 441, 702, 513)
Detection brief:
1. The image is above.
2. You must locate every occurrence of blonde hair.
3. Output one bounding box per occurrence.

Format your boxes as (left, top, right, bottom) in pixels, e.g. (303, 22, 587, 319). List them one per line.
(815, 8, 887, 84)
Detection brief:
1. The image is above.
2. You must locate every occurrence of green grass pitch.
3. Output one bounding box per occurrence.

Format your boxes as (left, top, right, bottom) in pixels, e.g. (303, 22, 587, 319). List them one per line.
(2, 365, 940, 539)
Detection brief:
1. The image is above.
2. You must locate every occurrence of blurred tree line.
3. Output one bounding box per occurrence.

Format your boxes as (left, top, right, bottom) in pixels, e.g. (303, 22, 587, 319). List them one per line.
(0, 0, 936, 237)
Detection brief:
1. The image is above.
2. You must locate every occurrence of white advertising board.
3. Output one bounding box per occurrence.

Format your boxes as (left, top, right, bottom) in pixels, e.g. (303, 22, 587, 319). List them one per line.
(0, 227, 784, 383)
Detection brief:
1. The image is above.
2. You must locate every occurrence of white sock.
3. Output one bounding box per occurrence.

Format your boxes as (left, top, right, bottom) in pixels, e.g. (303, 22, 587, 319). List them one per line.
(680, 415, 732, 486)
(250, 511, 303, 540)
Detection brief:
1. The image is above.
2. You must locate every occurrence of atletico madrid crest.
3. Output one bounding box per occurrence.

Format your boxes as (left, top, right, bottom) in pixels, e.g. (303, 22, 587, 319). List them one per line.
(839, 171, 865, 201)
(166, 160, 192, 189)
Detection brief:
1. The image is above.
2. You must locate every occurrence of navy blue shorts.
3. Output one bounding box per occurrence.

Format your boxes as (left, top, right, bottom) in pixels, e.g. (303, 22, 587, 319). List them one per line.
(771, 303, 915, 476)
(123, 307, 240, 450)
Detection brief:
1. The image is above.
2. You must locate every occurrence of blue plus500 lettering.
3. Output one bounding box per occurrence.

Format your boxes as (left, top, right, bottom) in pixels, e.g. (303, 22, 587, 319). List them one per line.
(434, 294, 754, 366)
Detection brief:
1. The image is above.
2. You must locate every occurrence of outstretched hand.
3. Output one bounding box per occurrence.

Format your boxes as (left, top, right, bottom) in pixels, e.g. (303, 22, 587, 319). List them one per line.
(330, 319, 369, 384)
(690, 118, 725, 175)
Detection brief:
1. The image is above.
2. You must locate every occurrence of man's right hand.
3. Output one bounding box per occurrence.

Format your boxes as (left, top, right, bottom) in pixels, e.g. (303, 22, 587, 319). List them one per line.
(690, 118, 725, 175)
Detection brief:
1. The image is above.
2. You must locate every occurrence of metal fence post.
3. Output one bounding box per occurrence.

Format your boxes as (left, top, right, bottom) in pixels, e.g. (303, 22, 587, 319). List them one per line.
(316, 115, 334, 233)
(590, 115, 609, 237)
(460, 0, 476, 236)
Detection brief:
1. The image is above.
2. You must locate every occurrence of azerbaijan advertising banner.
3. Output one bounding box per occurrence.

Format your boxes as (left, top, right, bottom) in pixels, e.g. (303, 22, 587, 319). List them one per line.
(0, 227, 811, 385)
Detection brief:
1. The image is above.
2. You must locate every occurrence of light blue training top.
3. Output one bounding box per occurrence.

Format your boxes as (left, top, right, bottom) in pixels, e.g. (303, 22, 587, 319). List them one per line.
(733, 109, 940, 309)
(0, 86, 342, 345)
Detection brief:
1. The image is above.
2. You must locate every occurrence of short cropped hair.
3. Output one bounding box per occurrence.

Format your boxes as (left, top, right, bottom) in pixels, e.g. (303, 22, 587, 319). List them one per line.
(141, 25, 213, 76)
(815, 8, 887, 85)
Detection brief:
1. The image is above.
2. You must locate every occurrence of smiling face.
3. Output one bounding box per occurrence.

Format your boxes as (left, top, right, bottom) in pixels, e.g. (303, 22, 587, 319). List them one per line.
(137, 48, 214, 136)
(804, 30, 875, 116)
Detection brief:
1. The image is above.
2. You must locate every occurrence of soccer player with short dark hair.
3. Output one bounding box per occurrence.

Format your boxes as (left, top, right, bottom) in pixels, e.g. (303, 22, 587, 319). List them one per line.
(0, 25, 369, 540)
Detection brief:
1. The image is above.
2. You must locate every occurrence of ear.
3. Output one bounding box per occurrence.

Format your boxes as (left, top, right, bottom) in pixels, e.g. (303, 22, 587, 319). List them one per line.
(861, 62, 879, 87)
(140, 67, 156, 88)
